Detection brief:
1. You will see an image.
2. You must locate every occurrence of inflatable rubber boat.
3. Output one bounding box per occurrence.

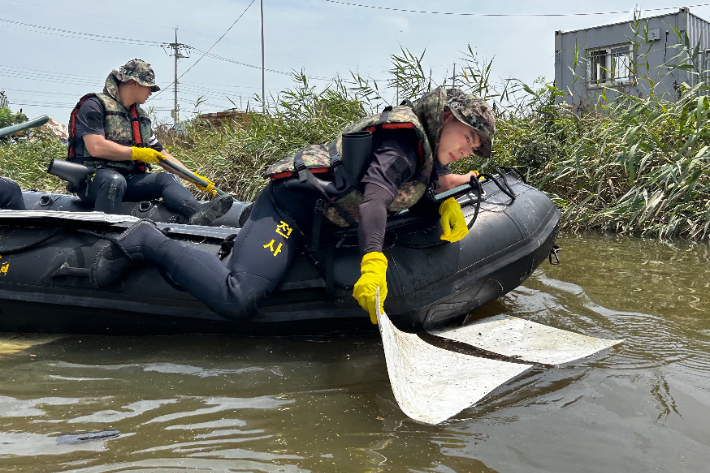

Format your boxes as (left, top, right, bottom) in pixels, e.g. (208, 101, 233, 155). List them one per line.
(0, 170, 560, 334)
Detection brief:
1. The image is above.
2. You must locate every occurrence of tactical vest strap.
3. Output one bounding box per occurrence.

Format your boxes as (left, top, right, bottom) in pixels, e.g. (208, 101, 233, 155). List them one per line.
(294, 150, 307, 182)
(328, 141, 347, 189)
(400, 99, 414, 108)
(67, 93, 97, 159)
(310, 199, 326, 252)
(299, 164, 358, 229)
(129, 105, 143, 145)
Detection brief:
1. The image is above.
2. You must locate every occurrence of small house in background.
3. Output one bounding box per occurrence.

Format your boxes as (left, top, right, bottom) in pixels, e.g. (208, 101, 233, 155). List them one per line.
(197, 110, 250, 127)
(554, 7, 710, 106)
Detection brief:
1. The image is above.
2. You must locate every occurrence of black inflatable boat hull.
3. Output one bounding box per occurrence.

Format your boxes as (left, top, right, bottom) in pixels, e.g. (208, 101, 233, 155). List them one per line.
(0, 173, 559, 334)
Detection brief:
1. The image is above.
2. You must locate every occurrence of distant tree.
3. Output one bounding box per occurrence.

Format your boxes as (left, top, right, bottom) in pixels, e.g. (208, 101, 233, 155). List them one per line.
(0, 107, 28, 129)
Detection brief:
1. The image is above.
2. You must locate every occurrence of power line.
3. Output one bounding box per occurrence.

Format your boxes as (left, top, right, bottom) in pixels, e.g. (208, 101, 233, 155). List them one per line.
(0, 18, 163, 45)
(182, 80, 265, 91)
(181, 30, 382, 69)
(319, 0, 705, 17)
(0, 65, 272, 99)
(0, 88, 87, 97)
(0, 64, 102, 81)
(194, 49, 332, 81)
(150, 0, 256, 102)
(8, 0, 383, 70)
(0, 72, 98, 87)
(5, 0, 175, 30)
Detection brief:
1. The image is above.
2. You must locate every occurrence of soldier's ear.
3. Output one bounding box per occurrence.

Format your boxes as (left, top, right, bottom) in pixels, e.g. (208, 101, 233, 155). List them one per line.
(442, 109, 453, 122)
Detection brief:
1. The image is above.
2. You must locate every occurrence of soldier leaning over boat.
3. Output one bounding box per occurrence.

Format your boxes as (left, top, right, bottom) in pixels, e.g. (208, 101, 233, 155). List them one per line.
(66, 58, 232, 225)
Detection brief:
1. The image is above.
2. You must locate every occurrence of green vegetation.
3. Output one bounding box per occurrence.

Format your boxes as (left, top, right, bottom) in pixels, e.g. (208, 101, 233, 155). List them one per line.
(157, 74, 367, 201)
(2, 26, 710, 240)
(0, 126, 65, 191)
(0, 107, 27, 129)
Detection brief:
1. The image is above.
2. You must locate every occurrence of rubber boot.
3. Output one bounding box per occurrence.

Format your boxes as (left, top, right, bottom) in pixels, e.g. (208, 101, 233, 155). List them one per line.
(188, 194, 234, 226)
(89, 220, 169, 287)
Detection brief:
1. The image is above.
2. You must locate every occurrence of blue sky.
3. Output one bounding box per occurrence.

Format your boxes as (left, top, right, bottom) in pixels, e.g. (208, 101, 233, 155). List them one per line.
(3, 0, 710, 125)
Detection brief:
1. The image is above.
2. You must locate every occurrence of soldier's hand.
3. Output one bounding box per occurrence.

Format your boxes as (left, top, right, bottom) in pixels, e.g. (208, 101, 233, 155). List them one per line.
(131, 147, 164, 164)
(192, 173, 216, 194)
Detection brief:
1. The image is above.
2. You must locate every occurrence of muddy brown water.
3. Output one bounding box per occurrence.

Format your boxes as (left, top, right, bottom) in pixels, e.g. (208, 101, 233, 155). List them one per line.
(0, 233, 708, 472)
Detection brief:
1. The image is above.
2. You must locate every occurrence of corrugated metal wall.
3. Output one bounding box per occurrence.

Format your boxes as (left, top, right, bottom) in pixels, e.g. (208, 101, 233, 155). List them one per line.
(555, 9, 710, 104)
(686, 13, 710, 88)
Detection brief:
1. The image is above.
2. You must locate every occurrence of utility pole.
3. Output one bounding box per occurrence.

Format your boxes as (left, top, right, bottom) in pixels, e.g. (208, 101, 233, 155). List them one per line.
(162, 28, 190, 126)
(452, 62, 456, 89)
(260, 0, 265, 110)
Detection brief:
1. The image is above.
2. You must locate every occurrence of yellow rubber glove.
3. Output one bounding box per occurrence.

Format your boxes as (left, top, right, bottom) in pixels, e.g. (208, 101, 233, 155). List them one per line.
(131, 147, 165, 164)
(352, 252, 388, 324)
(192, 172, 217, 195)
(439, 196, 469, 243)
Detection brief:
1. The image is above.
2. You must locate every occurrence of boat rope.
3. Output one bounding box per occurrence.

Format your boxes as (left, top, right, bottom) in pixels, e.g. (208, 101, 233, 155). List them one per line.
(479, 173, 516, 203)
(496, 166, 527, 184)
(0, 225, 68, 256)
(467, 173, 483, 231)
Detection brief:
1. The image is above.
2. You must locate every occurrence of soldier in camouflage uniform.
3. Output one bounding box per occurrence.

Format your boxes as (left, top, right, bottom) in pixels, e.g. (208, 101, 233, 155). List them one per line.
(89, 87, 496, 323)
(67, 58, 232, 225)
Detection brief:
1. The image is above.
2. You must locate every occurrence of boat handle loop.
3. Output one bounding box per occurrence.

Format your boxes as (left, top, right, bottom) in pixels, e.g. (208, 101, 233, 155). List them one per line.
(549, 245, 561, 265)
(479, 173, 516, 203)
(495, 165, 527, 184)
(466, 173, 483, 230)
(493, 167, 517, 197)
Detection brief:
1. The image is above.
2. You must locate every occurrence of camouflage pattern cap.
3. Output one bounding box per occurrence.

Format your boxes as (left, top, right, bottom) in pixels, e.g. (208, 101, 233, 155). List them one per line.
(112, 59, 160, 92)
(445, 89, 495, 158)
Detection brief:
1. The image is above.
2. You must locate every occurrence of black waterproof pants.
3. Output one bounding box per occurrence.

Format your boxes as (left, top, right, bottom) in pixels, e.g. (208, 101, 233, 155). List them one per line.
(0, 178, 25, 210)
(147, 179, 322, 319)
(79, 169, 200, 216)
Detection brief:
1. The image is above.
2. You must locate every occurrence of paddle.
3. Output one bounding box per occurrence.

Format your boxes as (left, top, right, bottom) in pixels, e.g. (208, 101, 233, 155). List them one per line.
(0, 115, 50, 139)
(375, 288, 532, 424)
(156, 156, 231, 197)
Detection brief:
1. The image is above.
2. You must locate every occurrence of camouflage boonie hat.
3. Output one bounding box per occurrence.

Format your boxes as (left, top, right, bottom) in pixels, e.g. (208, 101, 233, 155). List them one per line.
(445, 89, 495, 158)
(113, 59, 160, 92)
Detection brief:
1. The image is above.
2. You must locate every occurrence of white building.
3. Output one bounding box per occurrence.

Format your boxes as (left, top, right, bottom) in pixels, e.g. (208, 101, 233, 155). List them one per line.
(555, 7, 710, 105)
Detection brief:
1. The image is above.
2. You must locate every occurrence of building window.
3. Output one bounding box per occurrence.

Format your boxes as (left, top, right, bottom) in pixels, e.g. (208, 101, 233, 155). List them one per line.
(588, 44, 633, 86)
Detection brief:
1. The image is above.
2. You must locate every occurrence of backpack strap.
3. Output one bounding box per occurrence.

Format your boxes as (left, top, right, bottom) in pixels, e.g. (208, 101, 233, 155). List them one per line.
(67, 93, 97, 158)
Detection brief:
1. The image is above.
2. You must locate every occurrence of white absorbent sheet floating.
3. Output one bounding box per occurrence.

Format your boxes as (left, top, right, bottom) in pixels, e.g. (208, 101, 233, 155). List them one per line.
(428, 314, 624, 366)
(377, 289, 623, 425)
(378, 309, 532, 425)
